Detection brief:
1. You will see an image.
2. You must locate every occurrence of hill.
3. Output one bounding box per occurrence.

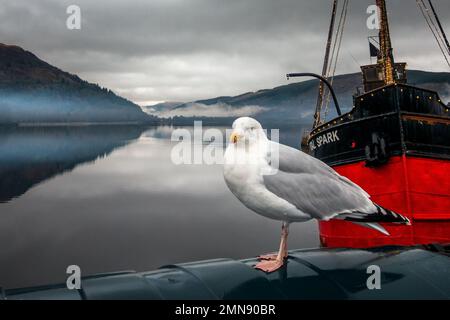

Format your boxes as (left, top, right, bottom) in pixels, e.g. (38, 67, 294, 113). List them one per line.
(0, 43, 155, 124)
(148, 70, 450, 126)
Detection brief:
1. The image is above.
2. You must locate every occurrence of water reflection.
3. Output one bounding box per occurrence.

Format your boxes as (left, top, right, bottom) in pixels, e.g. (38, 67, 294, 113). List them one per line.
(0, 124, 318, 289)
(0, 126, 146, 202)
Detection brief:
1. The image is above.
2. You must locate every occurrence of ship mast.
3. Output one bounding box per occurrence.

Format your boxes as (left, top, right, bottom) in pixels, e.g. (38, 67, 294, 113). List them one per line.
(376, 0, 396, 85)
(314, 0, 338, 128)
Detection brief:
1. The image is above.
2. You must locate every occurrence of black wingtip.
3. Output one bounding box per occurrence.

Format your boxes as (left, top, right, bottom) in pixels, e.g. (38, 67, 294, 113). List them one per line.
(374, 204, 410, 225)
(341, 204, 411, 225)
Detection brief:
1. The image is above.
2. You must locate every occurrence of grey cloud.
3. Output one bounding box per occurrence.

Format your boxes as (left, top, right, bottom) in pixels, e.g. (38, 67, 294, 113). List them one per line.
(0, 0, 449, 104)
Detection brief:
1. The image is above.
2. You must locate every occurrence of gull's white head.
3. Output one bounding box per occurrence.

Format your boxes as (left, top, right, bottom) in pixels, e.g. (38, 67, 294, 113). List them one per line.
(229, 117, 267, 146)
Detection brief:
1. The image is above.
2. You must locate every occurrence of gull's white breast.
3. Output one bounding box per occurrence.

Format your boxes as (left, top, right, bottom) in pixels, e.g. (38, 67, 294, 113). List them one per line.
(223, 143, 311, 222)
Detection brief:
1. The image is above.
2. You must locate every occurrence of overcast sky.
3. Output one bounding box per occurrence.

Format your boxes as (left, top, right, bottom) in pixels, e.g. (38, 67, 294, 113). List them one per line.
(1, 0, 450, 105)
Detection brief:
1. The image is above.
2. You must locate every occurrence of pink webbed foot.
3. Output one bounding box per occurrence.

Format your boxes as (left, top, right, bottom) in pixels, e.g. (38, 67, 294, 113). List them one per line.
(258, 252, 288, 261)
(254, 259, 285, 273)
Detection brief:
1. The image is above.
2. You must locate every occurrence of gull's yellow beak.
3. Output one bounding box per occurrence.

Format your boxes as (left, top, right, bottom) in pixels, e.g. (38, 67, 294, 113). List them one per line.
(230, 132, 239, 144)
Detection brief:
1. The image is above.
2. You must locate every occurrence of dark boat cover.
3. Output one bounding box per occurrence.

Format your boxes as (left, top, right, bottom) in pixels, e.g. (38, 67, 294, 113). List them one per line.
(2, 245, 450, 300)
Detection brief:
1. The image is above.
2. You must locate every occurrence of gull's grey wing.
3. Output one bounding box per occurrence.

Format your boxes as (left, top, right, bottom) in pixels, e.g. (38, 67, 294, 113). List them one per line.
(263, 142, 410, 225)
(262, 169, 375, 220)
(267, 141, 369, 197)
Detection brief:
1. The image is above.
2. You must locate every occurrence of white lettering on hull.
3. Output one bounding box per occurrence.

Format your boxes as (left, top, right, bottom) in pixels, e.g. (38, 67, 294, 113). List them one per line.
(309, 130, 340, 151)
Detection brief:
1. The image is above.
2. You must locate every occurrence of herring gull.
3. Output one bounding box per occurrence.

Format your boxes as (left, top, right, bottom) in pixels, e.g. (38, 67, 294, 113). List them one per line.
(223, 117, 410, 272)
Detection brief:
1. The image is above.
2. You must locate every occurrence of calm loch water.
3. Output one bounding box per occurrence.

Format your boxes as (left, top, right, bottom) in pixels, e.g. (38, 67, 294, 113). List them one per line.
(0, 125, 318, 289)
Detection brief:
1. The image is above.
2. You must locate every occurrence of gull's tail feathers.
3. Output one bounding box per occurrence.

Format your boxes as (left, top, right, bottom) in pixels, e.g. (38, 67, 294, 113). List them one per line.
(351, 222, 390, 236)
(334, 203, 411, 235)
(341, 204, 410, 224)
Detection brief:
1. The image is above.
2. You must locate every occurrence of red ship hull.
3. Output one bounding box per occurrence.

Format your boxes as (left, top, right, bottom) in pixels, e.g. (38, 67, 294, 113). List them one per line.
(319, 155, 450, 248)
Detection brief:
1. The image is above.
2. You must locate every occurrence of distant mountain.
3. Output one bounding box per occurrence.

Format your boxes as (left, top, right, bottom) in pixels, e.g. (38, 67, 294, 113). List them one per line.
(0, 43, 156, 124)
(142, 101, 184, 113)
(148, 70, 450, 126)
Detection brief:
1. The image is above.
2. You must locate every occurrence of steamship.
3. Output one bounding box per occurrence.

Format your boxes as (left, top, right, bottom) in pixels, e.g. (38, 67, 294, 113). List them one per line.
(290, 0, 450, 247)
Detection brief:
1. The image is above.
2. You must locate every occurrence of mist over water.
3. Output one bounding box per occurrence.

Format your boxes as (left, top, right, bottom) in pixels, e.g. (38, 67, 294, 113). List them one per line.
(0, 125, 318, 289)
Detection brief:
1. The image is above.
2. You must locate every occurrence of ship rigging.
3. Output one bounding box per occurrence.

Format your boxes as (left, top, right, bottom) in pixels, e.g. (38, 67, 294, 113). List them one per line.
(311, 0, 450, 129)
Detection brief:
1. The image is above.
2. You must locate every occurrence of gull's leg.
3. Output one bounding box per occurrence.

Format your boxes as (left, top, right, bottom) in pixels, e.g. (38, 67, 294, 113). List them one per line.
(255, 222, 289, 272)
(258, 222, 289, 261)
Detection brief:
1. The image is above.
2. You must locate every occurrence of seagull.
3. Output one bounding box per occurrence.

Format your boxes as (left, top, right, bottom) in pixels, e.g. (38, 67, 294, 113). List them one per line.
(223, 117, 410, 273)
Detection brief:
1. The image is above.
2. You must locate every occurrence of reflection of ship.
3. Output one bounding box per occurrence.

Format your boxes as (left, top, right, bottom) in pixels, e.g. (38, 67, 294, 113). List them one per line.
(289, 0, 450, 247)
(0, 126, 146, 202)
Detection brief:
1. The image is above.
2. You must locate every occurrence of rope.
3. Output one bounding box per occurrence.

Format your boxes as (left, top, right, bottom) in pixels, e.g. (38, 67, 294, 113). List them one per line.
(427, 0, 450, 56)
(422, 0, 448, 56)
(416, 0, 450, 67)
(417, 0, 450, 67)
